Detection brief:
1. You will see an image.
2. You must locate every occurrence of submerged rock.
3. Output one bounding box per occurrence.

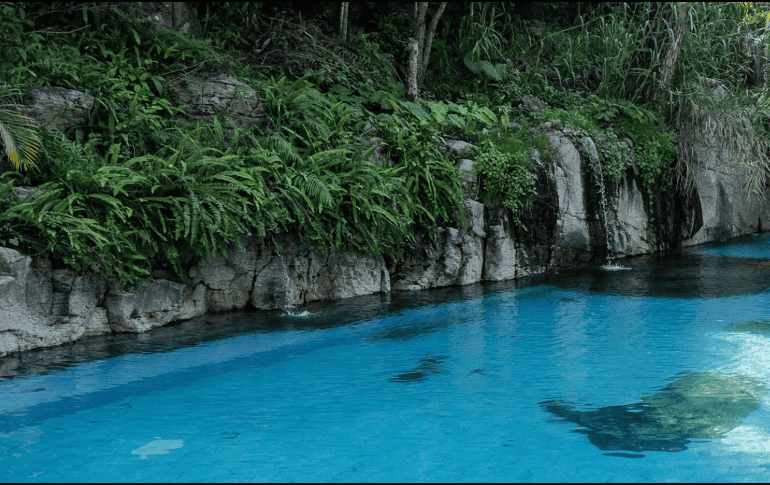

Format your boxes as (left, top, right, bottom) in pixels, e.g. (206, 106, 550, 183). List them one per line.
(541, 372, 767, 452)
(724, 319, 770, 335)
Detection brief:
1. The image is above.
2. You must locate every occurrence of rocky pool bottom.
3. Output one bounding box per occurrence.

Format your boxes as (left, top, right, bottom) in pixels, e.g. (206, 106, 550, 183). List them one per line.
(2, 235, 770, 482)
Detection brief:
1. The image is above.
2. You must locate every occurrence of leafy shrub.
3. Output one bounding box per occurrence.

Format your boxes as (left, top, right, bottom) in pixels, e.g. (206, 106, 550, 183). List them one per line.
(531, 107, 597, 132)
(592, 133, 632, 186)
(375, 101, 466, 236)
(473, 133, 540, 224)
(0, 127, 270, 288)
(5, 1, 743, 290)
(620, 120, 677, 189)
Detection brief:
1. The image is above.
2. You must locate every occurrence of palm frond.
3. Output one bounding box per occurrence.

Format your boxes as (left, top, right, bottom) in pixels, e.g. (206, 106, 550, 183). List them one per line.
(0, 107, 41, 171)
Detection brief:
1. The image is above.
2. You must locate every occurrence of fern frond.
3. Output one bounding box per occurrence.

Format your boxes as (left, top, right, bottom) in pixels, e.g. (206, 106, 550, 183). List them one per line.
(189, 191, 202, 244)
(0, 108, 41, 171)
(303, 174, 333, 212)
(266, 133, 302, 165)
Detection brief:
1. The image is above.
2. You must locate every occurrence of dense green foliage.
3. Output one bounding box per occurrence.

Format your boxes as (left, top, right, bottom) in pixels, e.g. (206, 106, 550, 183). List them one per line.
(0, 3, 468, 288)
(474, 136, 538, 221)
(423, 1, 768, 192)
(1, 2, 769, 289)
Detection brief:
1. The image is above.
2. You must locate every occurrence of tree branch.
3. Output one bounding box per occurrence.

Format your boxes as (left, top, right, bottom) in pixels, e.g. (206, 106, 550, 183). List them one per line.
(418, 2, 447, 89)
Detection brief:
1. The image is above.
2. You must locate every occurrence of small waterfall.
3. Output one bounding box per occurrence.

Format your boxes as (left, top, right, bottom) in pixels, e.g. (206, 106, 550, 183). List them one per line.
(269, 234, 310, 317)
(591, 164, 629, 271)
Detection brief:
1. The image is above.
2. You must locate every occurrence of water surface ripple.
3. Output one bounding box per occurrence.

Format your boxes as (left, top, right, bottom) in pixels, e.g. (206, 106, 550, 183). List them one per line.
(2, 235, 770, 482)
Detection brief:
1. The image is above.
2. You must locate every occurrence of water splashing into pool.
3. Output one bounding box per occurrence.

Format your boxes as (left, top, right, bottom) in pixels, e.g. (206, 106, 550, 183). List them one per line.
(600, 262, 632, 271)
(592, 163, 616, 265)
(592, 164, 631, 272)
(268, 234, 309, 317)
(2, 235, 770, 481)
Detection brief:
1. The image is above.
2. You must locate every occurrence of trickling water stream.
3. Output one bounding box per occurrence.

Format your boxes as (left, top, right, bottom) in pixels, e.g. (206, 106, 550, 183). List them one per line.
(592, 163, 630, 271)
(268, 234, 309, 317)
(592, 163, 614, 262)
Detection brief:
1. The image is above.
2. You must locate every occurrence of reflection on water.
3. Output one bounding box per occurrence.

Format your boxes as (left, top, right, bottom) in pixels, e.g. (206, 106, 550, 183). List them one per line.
(541, 372, 768, 453)
(551, 252, 770, 299)
(3, 235, 770, 481)
(5, 235, 770, 383)
(604, 452, 646, 458)
(697, 233, 770, 259)
(390, 355, 448, 383)
(368, 312, 462, 342)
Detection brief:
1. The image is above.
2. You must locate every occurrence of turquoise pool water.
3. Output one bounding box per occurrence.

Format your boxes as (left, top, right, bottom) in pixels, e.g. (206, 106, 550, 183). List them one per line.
(3, 236, 770, 482)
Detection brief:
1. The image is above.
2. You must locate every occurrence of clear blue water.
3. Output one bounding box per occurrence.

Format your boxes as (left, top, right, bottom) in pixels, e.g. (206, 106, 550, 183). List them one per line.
(3, 236, 770, 482)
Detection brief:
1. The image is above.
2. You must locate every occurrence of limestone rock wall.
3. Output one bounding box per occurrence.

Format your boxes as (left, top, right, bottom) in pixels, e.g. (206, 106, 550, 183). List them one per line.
(683, 158, 770, 247)
(18, 87, 95, 133)
(4, 85, 770, 356)
(168, 73, 264, 140)
(246, 233, 391, 310)
(3, 125, 766, 356)
(391, 200, 486, 291)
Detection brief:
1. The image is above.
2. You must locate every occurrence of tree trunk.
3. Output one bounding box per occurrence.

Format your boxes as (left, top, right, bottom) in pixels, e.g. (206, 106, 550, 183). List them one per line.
(406, 2, 447, 102)
(339, 2, 349, 42)
(418, 2, 447, 89)
(413, 3, 428, 51)
(406, 38, 420, 103)
(171, 2, 189, 32)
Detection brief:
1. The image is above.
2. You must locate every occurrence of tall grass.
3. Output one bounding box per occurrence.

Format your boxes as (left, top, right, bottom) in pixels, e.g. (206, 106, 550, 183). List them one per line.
(517, 2, 770, 195)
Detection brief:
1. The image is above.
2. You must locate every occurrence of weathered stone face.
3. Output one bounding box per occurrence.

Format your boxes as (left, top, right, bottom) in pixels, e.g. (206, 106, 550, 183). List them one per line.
(169, 74, 264, 141)
(0, 248, 96, 355)
(458, 200, 486, 285)
(391, 199, 486, 291)
(311, 252, 390, 300)
(104, 279, 190, 333)
(251, 252, 299, 310)
(683, 160, 770, 246)
(609, 175, 651, 257)
(26, 257, 52, 318)
(0, 248, 39, 331)
(19, 87, 95, 133)
(248, 234, 391, 310)
(441, 140, 476, 158)
(183, 236, 260, 312)
(549, 132, 592, 256)
(484, 225, 516, 281)
(455, 159, 478, 194)
(520, 94, 548, 112)
(390, 229, 444, 292)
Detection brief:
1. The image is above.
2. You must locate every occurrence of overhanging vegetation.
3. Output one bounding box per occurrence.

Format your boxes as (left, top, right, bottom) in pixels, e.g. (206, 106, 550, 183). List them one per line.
(1, 2, 769, 289)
